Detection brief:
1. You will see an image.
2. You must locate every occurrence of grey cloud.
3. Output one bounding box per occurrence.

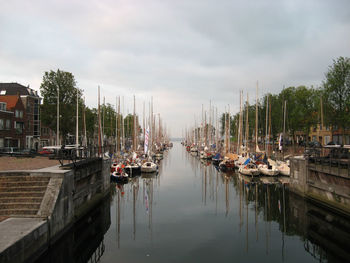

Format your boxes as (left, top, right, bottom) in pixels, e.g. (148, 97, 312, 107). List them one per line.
(0, 0, 350, 136)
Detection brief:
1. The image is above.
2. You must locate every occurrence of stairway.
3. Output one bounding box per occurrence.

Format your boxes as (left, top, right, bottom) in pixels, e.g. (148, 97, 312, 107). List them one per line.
(0, 175, 50, 217)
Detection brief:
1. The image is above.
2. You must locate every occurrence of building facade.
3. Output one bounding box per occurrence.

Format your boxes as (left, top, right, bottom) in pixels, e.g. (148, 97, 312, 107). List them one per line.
(0, 83, 41, 149)
(0, 95, 26, 148)
(309, 124, 332, 145)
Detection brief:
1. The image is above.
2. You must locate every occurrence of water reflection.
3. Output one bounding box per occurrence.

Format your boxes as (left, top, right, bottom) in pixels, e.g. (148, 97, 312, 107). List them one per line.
(111, 172, 158, 249)
(35, 195, 111, 263)
(102, 143, 348, 263)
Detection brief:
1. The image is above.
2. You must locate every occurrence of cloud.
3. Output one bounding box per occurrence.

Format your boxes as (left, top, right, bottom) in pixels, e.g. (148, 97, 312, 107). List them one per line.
(0, 0, 350, 136)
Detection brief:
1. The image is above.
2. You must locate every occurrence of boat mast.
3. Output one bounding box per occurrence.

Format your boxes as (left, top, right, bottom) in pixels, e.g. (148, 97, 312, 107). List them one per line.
(121, 96, 124, 151)
(255, 81, 258, 152)
(83, 97, 87, 147)
(237, 91, 241, 154)
(103, 96, 105, 145)
(283, 100, 286, 160)
(143, 101, 145, 150)
(245, 93, 249, 155)
(265, 94, 268, 153)
(133, 95, 136, 152)
(209, 100, 212, 146)
(228, 104, 230, 153)
(57, 85, 60, 145)
(98, 86, 102, 156)
(268, 95, 272, 157)
(240, 91, 244, 154)
(216, 107, 218, 151)
(76, 88, 79, 147)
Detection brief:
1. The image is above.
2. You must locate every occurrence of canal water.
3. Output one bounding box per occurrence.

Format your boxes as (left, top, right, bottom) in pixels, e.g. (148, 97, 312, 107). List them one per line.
(36, 142, 349, 263)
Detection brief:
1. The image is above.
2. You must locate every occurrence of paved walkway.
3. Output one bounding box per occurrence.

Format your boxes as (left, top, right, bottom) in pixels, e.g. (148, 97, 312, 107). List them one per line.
(0, 218, 47, 261)
(0, 156, 59, 171)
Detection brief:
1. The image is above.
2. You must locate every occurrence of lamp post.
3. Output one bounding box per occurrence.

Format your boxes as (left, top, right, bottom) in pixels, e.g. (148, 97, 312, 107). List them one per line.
(57, 87, 60, 146)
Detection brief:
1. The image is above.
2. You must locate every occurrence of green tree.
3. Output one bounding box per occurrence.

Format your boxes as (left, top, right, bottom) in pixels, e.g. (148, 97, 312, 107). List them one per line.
(40, 69, 83, 142)
(323, 57, 350, 141)
(85, 107, 97, 143)
(101, 103, 116, 137)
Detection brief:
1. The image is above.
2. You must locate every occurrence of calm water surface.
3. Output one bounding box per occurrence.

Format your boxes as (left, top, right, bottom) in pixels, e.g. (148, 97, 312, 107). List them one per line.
(100, 142, 347, 263)
(36, 142, 349, 263)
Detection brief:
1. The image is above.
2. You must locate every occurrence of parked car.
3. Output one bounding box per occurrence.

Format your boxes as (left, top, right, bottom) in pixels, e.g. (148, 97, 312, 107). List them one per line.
(21, 149, 37, 155)
(38, 149, 54, 155)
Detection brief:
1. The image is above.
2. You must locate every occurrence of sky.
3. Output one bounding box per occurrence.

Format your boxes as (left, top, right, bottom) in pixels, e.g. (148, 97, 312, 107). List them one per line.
(1, 0, 349, 137)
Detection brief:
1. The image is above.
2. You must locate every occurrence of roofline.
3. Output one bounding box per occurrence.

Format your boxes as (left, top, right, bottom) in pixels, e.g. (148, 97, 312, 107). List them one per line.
(0, 110, 14, 114)
(20, 95, 42, 99)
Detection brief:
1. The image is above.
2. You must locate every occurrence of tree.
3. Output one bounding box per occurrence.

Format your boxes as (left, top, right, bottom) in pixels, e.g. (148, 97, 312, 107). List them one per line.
(85, 107, 97, 143)
(323, 57, 350, 142)
(40, 69, 83, 143)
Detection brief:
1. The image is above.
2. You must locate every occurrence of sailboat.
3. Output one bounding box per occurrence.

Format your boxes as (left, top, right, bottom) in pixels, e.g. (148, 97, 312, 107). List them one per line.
(141, 125, 158, 173)
(141, 161, 158, 173)
(238, 92, 260, 176)
(258, 162, 279, 176)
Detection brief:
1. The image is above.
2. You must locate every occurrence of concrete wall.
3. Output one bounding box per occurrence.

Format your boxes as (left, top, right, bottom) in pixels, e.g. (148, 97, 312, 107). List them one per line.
(287, 191, 350, 262)
(0, 157, 111, 263)
(289, 157, 350, 215)
(290, 157, 307, 196)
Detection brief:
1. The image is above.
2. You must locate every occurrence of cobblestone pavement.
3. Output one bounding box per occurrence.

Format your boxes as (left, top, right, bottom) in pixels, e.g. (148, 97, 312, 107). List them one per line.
(0, 156, 59, 171)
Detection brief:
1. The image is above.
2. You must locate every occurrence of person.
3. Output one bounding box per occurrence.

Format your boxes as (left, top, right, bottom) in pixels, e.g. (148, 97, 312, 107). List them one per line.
(279, 134, 283, 153)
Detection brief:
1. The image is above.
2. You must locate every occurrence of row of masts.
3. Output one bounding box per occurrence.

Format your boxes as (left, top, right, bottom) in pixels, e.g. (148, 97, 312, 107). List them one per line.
(184, 83, 278, 157)
(184, 102, 221, 150)
(56, 86, 169, 156)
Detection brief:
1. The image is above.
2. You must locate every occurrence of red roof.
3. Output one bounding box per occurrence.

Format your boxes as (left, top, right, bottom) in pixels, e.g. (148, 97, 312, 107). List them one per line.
(0, 95, 22, 110)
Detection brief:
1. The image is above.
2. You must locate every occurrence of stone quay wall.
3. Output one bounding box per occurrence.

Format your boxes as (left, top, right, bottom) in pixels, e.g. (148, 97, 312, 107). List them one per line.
(0, 157, 111, 263)
(290, 157, 350, 215)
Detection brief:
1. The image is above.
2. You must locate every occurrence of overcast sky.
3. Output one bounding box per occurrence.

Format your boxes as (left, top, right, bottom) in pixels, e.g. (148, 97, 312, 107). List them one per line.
(1, 0, 349, 137)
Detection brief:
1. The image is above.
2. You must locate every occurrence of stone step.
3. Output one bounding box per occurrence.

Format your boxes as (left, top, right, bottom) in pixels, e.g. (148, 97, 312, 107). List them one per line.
(0, 203, 41, 210)
(0, 186, 47, 192)
(0, 176, 50, 182)
(0, 181, 49, 187)
(0, 192, 45, 198)
(0, 197, 43, 203)
(0, 209, 38, 216)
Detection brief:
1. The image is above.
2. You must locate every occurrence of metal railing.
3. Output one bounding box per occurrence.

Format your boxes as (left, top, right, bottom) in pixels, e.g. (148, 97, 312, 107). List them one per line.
(56, 144, 117, 168)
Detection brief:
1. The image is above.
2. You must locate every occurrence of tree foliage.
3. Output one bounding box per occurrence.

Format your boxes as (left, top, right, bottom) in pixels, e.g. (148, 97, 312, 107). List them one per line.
(323, 56, 350, 132)
(40, 69, 83, 141)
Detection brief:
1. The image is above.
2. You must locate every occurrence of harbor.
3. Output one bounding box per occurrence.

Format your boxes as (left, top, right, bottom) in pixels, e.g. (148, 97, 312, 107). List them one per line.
(1, 1, 350, 262)
(1, 142, 345, 263)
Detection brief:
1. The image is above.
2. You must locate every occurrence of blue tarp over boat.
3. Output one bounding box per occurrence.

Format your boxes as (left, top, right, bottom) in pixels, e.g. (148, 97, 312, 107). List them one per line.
(213, 153, 222, 160)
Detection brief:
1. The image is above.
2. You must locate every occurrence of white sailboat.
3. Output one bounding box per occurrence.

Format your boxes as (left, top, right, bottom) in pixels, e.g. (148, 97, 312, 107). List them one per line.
(141, 125, 158, 173)
(141, 161, 158, 173)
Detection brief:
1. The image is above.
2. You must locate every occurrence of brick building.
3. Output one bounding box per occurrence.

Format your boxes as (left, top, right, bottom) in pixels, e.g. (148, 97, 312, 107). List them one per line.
(0, 83, 41, 149)
(0, 95, 26, 148)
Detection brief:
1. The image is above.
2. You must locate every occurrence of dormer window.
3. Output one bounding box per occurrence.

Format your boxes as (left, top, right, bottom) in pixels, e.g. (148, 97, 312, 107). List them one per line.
(0, 102, 6, 111)
(15, 110, 23, 118)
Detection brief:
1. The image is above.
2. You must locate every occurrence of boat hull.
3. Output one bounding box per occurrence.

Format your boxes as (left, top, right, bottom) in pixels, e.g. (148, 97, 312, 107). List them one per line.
(239, 167, 260, 177)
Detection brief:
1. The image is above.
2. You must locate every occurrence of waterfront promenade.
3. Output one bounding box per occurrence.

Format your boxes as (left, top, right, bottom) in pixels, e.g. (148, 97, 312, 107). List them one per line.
(0, 156, 111, 263)
(0, 156, 58, 172)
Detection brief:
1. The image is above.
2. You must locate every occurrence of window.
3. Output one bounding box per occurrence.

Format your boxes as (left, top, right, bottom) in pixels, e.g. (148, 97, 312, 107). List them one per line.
(324, 136, 331, 145)
(15, 110, 19, 117)
(15, 122, 24, 134)
(0, 102, 6, 111)
(6, 119, 10, 130)
(0, 138, 3, 148)
(19, 111, 23, 118)
(0, 119, 3, 130)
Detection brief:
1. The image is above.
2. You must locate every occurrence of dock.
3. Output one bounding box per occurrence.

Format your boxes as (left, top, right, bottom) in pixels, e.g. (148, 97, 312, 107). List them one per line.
(0, 157, 111, 263)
